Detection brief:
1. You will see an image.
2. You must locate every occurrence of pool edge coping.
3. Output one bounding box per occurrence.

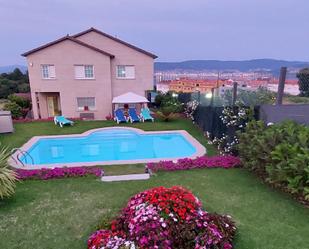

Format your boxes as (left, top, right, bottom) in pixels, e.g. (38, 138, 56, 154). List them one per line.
(9, 126, 206, 169)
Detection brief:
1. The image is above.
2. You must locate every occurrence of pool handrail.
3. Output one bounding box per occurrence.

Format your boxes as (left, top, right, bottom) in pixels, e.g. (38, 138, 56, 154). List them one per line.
(11, 148, 34, 166)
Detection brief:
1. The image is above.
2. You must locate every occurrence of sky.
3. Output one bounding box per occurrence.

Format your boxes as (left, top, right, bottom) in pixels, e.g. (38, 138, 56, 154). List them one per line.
(0, 0, 309, 66)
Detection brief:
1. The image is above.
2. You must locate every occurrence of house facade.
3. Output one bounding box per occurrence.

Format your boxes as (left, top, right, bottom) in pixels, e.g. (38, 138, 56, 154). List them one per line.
(22, 28, 157, 120)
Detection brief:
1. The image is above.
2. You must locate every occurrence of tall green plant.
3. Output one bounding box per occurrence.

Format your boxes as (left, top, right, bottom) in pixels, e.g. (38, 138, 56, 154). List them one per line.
(238, 121, 309, 200)
(0, 145, 18, 199)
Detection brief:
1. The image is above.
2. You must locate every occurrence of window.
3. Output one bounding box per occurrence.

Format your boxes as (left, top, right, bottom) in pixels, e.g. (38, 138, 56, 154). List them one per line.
(84, 65, 94, 78)
(41, 65, 56, 79)
(77, 97, 95, 111)
(116, 65, 135, 79)
(74, 65, 94, 79)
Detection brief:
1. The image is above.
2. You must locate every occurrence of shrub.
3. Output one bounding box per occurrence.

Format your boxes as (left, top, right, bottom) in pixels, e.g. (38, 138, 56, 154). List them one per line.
(156, 105, 179, 121)
(297, 68, 309, 97)
(7, 94, 31, 108)
(155, 92, 183, 110)
(223, 86, 276, 106)
(88, 186, 236, 249)
(3, 101, 22, 119)
(15, 167, 103, 180)
(238, 120, 309, 201)
(0, 145, 18, 199)
(146, 155, 241, 172)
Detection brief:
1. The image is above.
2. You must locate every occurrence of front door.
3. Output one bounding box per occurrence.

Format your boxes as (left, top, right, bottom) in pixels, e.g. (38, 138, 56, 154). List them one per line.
(47, 96, 60, 117)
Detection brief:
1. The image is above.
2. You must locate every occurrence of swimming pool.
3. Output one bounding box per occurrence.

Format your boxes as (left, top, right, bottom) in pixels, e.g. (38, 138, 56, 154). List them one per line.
(10, 127, 206, 169)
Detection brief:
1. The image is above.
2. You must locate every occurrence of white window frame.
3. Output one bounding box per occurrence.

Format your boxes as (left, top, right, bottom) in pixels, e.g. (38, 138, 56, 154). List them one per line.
(77, 97, 96, 111)
(41, 64, 56, 79)
(74, 65, 95, 79)
(116, 65, 135, 79)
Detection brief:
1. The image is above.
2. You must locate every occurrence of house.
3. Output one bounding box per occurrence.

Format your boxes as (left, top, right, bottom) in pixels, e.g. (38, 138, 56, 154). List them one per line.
(158, 78, 221, 93)
(22, 27, 157, 120)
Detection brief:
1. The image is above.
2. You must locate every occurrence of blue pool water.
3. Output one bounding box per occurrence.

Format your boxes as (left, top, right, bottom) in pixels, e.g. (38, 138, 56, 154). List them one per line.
(21, 129, 197, 165)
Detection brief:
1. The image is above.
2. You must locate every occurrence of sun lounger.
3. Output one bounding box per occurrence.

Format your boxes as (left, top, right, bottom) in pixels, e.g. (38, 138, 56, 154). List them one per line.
(140, 108, 154, 122)
(54, 116, 74, 127)
(128, 108, 140, 123)
(114, 109, 128, 124)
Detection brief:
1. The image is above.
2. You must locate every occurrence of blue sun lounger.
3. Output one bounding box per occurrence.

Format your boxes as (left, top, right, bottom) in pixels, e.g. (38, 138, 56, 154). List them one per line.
(114, 109, 128, 124)
(128, 108, 140, 123)
(140, 108, 154, 122)
(54, 116, 74, 127)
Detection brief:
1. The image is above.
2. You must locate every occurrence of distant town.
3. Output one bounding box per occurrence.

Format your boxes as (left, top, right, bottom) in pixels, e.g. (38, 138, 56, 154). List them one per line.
(155, 70, 300, 95)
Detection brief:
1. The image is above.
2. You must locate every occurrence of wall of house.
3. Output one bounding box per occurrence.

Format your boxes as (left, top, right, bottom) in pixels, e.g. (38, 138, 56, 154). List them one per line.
(26, 40, 112, 119)
(75, 31, 154, 97)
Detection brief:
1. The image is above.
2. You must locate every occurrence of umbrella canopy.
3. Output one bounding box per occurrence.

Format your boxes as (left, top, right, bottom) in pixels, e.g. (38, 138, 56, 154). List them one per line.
(112, 92, 149, 104)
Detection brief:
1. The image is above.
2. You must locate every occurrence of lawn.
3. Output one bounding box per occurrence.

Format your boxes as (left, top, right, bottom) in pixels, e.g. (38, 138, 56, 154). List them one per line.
(1, 119, 309, 249)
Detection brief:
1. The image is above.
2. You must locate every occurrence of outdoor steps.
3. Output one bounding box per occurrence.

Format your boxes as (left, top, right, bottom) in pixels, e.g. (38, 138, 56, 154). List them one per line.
(101, 173, 150, 182)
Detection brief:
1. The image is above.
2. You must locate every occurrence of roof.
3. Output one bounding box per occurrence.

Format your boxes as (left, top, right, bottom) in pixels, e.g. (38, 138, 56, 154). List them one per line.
(22, 35, 115, 58)
(73, 27, 158, 59)
(112, 92, 149, 104)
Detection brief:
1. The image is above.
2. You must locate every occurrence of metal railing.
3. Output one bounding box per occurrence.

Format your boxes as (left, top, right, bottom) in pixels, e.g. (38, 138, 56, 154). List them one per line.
(11, 148, 34, 167)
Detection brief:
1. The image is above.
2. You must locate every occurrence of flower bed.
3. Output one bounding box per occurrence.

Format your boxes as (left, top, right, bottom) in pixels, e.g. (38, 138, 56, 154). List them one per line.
(88, 186, 236, 249)
(15, 167, 103, 180)
(146, 155, 241, 172)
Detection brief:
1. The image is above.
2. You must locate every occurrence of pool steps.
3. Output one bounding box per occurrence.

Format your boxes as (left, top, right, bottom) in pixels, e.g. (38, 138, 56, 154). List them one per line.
(101, 173, 150, 182)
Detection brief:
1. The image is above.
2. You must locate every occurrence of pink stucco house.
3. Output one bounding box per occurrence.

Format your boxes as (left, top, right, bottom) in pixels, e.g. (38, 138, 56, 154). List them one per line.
(22, 27, 157, 120)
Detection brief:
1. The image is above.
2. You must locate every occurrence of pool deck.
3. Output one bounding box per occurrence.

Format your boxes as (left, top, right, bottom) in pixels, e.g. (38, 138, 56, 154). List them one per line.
(9, 127, 206, 169)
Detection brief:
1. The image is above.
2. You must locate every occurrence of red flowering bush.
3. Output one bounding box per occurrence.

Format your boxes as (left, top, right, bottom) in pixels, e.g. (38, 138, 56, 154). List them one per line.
(146, 155, 241, 173)
(88, 186, 236, 249)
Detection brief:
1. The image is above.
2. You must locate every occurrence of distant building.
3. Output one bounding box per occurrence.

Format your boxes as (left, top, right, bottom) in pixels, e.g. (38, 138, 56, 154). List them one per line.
(158, 78, 221, 93)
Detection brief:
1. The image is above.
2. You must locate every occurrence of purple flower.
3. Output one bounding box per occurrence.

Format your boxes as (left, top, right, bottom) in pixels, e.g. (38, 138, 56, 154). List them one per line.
(15, 167, 103, 180)
(146, 155, 241, 172)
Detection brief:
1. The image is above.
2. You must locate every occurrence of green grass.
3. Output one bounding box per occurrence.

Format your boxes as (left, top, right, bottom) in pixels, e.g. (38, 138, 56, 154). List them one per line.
(102, 164, 145, 176)
(1, 120, 309, 249)
(1, 170, 309, 249)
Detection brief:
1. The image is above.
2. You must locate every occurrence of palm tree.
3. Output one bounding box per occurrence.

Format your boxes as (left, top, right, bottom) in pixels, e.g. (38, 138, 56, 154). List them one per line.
(0, 145, 18, 199)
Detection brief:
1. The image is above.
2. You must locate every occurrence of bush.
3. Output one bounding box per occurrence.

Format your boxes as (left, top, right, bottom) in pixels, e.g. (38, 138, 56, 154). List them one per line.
(155, 92, 182, 110)
(223, 87, 276, 106)
(88, 186, 236, 249)
(3, 101, 22, 119)
(297, 68, 309, 97)
(15, 167, 103, 180)
(0, 145, 18, 199)
(7, 94, 31, 108)
(238, 120, 309, 201)
(156, 105, 179, 121)
(146, 155, 241, 172)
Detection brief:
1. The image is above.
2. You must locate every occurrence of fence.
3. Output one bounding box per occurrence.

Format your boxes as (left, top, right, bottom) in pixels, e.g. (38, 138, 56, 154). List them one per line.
(259, 104, 309, 125)
(193, 106, 226, 139)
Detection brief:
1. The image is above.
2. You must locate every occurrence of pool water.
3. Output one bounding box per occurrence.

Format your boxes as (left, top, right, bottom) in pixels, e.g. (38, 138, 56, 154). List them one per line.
(20, 129, 197, 165)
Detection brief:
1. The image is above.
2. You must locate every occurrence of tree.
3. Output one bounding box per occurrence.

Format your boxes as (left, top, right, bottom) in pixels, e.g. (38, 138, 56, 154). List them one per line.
(0, 68, 29, 98)
(297, 68, 309, 97)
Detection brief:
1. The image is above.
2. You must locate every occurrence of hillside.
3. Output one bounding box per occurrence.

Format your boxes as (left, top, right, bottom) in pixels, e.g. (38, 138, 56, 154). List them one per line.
(0, 65, 27, 74)
(154, 59, 309, 73)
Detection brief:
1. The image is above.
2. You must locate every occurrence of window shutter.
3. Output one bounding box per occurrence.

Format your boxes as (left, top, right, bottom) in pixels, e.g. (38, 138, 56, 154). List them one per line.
(125, 66, 135, 79)
(49, 65, 56, 78)
(75, 65, 85, 79)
